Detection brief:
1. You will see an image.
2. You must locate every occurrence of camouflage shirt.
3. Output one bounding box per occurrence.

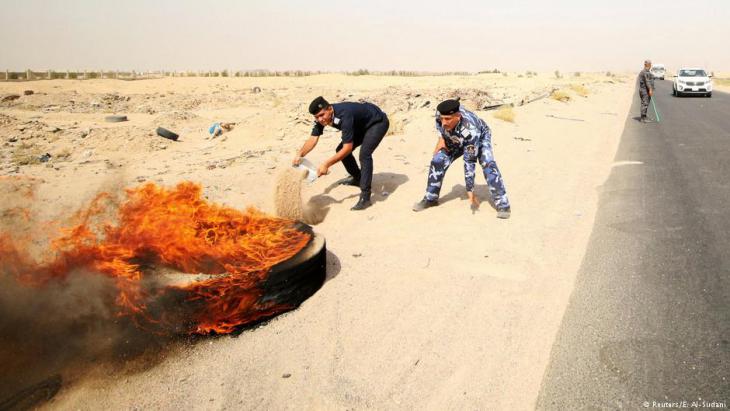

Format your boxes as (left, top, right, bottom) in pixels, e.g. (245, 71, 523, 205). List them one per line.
(434, 107, 492, 192)
(638, 69, 655, 93)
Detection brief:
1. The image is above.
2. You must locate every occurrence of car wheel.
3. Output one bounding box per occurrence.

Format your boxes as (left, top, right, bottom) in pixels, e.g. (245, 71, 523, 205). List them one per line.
(707, 92, 712, 98)
(672, 88, 676, 96)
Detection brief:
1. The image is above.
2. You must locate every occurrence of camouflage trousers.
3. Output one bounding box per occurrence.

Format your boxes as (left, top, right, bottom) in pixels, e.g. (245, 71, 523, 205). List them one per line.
(423, 141, 510, 209)
(640, 91, 651, 118)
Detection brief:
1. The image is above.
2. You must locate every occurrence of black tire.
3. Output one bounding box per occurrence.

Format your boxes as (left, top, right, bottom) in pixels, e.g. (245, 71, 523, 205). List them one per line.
(151, 222, 326, 334)
(259, 223, 326, 307)
(707, 92, 712, 98)
(155, 127, 179, 141)
(672, 88, 676, 96)
(105, 115, 128, 122)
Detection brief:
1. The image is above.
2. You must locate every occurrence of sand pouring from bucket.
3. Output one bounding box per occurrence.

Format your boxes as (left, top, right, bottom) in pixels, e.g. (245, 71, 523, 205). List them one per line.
(294, 158, 318, 183)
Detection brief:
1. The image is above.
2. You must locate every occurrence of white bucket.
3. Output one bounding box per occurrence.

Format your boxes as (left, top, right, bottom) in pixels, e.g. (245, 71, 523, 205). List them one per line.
(295, 158, 318, 183)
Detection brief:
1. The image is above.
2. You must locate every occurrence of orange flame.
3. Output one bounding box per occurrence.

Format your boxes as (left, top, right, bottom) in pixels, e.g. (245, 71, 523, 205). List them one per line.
(0, 182, 311, 334)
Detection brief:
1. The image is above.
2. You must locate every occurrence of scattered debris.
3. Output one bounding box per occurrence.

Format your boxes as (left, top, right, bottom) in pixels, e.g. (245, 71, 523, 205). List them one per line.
(483, 104, 507, 111)
(1, 94, 21, 102)
(550, 90, 571, 102)
(513, 137, 532, 142)
(546, 114, 585, 122)
(39, 153, 52, 163)
(209, 122, 235, 137)
(252, 86, 262, 93)
(156, 127, 179, 141)
(23, 90, 34, 96)
(518, 88, 557, 106)
(105, 115, 128, 123)
(282, 373, 291, 379)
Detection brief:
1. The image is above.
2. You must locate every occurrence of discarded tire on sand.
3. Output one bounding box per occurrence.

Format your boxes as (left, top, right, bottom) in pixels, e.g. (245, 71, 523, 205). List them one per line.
(104, 115, 128, 123)
(155, 127, 179, 141)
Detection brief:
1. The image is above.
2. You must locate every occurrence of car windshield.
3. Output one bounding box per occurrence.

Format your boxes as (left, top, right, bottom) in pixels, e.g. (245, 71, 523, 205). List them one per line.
(652, 66, 665, 71)
(679, 69, 707, 77)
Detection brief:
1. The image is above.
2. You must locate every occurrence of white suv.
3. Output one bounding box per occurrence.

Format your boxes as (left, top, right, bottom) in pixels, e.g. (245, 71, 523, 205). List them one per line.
(673, 68, 713, 97)
(651, 64, 666, 80)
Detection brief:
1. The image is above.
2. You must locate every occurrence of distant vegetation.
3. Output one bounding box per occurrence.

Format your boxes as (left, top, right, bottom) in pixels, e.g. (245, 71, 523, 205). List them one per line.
(493, 105, 516, 123)
(570, 84, 589, 97)
(550, 89, 571, 102)
(346, 70, 472, 77)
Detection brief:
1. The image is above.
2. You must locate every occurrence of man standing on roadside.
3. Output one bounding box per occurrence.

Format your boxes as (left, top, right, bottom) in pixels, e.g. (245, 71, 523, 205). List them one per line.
(638, 59, 655, 123)
(293, 96, 389, 210)
(412, 99, 511, 219)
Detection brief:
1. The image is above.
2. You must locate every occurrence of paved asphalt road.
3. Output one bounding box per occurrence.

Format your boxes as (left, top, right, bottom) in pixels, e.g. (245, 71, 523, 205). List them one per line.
(536, 80, 729, 409)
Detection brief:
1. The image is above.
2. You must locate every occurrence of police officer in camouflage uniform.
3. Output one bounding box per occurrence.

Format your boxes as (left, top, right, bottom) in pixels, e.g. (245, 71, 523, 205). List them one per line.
(412, 99, 511, 219)
(638, 59, 655, 122)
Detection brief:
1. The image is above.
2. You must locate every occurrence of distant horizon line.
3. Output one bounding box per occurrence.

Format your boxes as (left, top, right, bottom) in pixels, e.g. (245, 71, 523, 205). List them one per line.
(1, 68, 635, 75)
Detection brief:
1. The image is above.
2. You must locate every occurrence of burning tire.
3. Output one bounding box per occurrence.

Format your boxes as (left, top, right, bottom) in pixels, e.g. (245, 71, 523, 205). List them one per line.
(259, 222, 326, 308)
(152, 220, 326, 334)
(2, 182, 327, 336)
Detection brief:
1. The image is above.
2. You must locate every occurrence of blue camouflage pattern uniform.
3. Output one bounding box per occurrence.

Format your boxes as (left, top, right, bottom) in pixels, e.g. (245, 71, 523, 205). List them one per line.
(423, 107, 510, 209)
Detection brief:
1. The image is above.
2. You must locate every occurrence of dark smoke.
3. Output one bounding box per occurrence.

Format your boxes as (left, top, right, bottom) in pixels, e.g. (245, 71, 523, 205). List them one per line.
(0, 267, 168, 407)
(0, 177, 170, 408)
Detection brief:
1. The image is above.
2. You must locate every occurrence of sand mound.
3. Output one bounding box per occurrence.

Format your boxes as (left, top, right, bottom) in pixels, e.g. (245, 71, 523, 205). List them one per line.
(274, 168, 327, 225)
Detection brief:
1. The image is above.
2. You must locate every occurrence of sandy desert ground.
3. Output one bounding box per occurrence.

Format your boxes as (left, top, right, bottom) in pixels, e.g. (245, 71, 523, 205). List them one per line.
(0, 72, 635, 410)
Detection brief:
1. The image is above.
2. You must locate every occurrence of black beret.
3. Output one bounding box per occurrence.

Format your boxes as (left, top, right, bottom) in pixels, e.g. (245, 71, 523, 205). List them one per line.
(308, 96, 330, 115)
(437, 99, 460, 115)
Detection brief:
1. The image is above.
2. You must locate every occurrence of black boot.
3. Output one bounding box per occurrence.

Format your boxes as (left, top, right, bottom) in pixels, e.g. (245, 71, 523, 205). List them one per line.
(338, 176, 361, 187)
(351, 192, 372, 211)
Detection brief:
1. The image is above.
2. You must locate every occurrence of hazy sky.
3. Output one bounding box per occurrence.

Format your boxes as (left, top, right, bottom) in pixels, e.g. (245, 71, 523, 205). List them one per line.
(2, 0, 729, 72)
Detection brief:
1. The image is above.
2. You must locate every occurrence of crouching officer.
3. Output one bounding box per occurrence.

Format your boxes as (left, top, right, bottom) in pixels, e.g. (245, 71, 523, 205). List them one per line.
(412, 99, 511, 219)
(293, 96, 389, 210)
